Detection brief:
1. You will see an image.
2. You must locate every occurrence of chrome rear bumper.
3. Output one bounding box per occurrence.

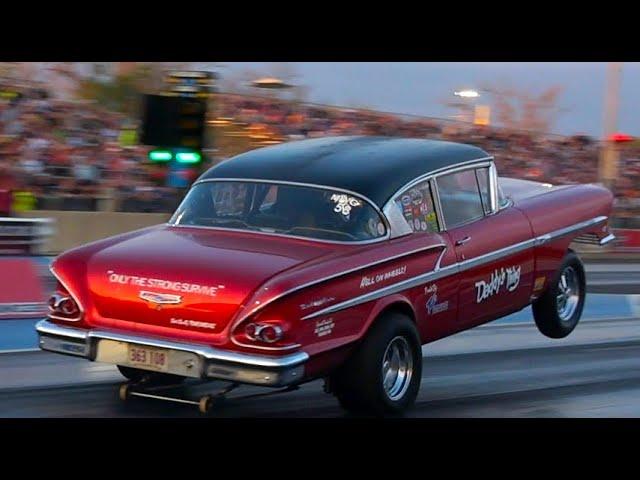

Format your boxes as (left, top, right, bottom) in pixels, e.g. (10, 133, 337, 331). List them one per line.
(36, 319, 307, 387)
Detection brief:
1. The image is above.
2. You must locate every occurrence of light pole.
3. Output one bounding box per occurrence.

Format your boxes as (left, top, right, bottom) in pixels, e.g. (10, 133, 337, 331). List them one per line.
(250, 77, 296, 145)
(599, 62, 623, 190)
(452, 89, 480, 123)
(251, 77, 294, 93)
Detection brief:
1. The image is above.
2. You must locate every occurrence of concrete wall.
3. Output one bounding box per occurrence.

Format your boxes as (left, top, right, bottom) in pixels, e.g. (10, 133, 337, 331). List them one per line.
(18, 211, 171, 254)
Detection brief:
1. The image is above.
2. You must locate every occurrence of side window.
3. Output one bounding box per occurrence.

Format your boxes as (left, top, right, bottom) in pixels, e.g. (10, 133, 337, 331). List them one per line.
(436, 169, 485, 228)
(475, 167, 492, 214)
(393, 180, 439, 233)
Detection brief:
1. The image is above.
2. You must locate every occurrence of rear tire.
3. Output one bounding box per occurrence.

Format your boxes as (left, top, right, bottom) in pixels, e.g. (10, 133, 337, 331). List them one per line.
(330, 311, 422, 416)
(532, 251, 586, 339)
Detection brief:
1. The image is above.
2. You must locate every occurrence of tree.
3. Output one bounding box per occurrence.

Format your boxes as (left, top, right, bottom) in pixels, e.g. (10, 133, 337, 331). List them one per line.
(75, 62, 191, 119)
(479, 81, 569, 134)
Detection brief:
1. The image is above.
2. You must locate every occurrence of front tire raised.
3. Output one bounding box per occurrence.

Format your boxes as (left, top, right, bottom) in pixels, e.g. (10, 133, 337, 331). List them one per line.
(532, 251, 586, 339)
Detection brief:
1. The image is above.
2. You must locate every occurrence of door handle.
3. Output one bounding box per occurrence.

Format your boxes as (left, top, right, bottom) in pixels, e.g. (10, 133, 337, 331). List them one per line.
(455, 236, 471, 246)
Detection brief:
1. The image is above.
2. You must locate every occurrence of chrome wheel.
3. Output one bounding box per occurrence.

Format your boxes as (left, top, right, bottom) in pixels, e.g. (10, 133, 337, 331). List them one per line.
(381, 336, 414, 401)
(557, 266, 580, 322)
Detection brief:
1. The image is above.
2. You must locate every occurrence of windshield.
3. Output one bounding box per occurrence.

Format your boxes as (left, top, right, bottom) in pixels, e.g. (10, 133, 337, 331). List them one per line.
(169, 181, 387, 242)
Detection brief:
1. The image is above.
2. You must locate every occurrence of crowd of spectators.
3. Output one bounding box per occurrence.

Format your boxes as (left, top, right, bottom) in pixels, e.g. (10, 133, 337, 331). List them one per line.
(218, 94, 640, 227)
(0, 84, 179, 215)
(1, 86, 639, 228)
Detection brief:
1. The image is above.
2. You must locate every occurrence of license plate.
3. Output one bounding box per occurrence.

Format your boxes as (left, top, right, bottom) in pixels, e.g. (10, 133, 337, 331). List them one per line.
(127, 345, 169, 372)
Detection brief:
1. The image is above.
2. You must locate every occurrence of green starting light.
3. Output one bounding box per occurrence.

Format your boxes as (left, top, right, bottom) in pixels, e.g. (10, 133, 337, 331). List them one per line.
(149, 150, 173, 162)
(175, 151, 202, 164)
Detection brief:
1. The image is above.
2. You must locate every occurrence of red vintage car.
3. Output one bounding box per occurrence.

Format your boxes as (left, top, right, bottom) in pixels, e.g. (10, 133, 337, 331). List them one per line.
(37, 136, 615, 415)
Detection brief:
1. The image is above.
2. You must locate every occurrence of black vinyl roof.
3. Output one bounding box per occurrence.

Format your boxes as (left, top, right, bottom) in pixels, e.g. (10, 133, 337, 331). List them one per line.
(200, 136, 491, 207)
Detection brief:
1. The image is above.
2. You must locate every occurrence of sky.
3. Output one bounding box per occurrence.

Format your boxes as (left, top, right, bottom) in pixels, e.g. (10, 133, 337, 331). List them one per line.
(218, 62, 639, 137)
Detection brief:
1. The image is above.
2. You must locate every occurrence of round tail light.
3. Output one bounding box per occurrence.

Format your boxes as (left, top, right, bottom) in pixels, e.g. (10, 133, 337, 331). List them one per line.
(257, 325, 283, 343)
(244, 323, 283, 344)
(245, 323, 259, 341)
(59, 297, 79, 316)
(48, 293, 79, 317)
(48, 294, 62, 311)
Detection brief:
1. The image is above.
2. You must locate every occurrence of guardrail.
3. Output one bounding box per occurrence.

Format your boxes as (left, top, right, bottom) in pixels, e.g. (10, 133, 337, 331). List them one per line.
(5, 210, 640, 256)
(16, 211, 170, 254)
(0, 217, 55, 255)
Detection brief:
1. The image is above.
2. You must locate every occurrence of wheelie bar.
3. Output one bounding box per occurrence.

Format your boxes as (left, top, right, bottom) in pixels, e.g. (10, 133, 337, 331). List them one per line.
(119, 381, 239, 413)
(118, 380, 301, 414)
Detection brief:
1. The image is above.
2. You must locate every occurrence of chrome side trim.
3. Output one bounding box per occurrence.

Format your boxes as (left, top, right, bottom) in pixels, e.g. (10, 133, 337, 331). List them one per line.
(302, 216, 608, 320)
(457, 238, 536, 273)
(434, 247, 447, 271)
(535, 216, 607, 246)
(231, 242, 447, 328)
(599, 233, 616, 246)
(488, 162, 499, 213)
(431, 177, 446, 231)
(302, 263, 460, 320)
(382, 201, 414, 239)
(36, 319, 309, 369)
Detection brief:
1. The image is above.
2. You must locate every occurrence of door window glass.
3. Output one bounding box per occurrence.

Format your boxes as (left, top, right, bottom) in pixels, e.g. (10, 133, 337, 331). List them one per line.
(436, 169, 485, 228)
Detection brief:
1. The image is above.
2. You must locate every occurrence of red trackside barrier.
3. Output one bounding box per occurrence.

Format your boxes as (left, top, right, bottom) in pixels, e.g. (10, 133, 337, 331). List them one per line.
(613, 229, 640, 251)
(0, 258, 47, 319)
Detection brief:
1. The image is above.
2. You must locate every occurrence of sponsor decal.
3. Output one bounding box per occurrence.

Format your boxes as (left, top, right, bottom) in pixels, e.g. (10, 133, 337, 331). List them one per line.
(360, 265, 407, 288)
(330, 194, 362, 217)
(426, 293, 449, 315)
(170, 318, 217, 330)
(314, 318, 335, 337)
(425, 284, 438, 294)
(410, 188, 424, 205)
(475, 265, 521, 303)
(300, 297, 336, 311)
(424, 284, 448, 314)
(107, 271, 224, 297)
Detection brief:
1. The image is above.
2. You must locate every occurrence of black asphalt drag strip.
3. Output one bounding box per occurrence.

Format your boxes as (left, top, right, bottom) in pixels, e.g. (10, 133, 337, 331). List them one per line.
(3, 338, 640, 417)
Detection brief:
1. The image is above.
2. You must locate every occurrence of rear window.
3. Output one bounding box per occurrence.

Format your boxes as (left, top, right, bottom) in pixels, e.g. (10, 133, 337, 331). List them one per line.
(170, 181, 387, 242)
